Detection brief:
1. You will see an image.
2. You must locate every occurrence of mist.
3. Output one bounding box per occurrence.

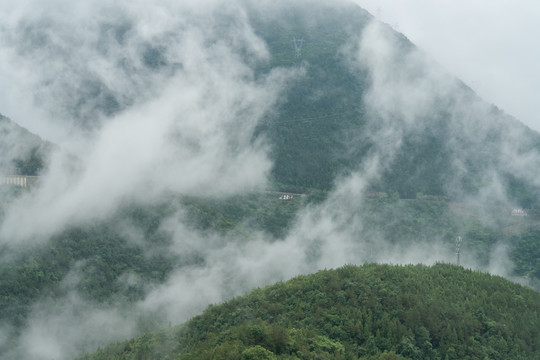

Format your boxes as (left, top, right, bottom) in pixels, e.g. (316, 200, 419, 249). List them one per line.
(0, 0, 301, 244)
(353, 0, 540, 133)
(0, 1, 538, 359)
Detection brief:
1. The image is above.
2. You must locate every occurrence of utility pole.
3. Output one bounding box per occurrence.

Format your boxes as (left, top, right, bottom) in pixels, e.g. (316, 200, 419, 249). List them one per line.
(292, 37, 305, 59)
(456, 236, 463, 266)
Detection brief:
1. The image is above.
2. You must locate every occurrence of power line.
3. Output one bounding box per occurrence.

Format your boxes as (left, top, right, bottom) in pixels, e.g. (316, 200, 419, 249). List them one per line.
(292, 37, 305, 58)
(456, 236, 463, 266)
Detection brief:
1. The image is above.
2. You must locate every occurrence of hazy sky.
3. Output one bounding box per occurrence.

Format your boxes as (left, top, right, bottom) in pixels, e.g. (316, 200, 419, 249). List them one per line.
(353, 0, 540, 132)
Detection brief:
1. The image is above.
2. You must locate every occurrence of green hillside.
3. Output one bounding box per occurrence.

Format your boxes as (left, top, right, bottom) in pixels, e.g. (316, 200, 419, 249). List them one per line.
(1, 194, 537, 343)
(0, 114, 51, 176)
(249, 1, 372, 192)
(0, 192, 306, 338)
(4, 0, 540, 200)
(8, 0, 540, 202)
(246, 2, 540, 205)
(80, 264, 540, 360)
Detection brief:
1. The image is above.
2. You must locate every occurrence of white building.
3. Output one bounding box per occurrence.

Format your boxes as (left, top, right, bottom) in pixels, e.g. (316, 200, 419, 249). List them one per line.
(511, 208, 528, 217)
(0, 175, 38, 188)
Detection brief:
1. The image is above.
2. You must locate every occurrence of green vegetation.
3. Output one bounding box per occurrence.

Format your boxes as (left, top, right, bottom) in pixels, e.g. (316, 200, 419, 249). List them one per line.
(80, 264, 540, 360)
(1, 193, 539, 356)
(12, 146, 45, 176)
(0, 221, 173, 330)
(0, 113, 51, 176)
(1, 2, 540, 358)
(511, 230, 540, 281)
(247, 3, 540, 210)
(186, 193, 306, 239)
(0, 192, 304, 346)
(250, 3, 372, 192)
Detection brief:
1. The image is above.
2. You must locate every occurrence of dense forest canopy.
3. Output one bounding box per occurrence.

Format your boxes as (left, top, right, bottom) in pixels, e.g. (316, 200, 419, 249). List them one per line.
(80, 264, 540, 360)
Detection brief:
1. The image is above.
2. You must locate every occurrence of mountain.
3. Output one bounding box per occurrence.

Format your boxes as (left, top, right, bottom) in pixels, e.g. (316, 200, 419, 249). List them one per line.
(247, 1, 540, 203)
(0, 114, 51, 176)
(79, 264, 540, 360)
(0, 1, 539, 359)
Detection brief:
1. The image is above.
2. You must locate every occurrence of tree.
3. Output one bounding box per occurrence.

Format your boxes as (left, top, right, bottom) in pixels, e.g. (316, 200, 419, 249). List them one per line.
(241, 345, 275, 360)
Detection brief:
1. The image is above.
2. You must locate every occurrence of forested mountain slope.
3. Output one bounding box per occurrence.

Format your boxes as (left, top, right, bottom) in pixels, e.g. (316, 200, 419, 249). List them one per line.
(5, 0, 540, 200)
(81, 264, 540, 360)
(245, 2, 540, 203)
(0, 114, 51, 176)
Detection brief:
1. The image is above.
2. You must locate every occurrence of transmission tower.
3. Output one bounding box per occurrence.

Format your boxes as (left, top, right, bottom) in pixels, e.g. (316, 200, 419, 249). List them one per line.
(456, 236, 463, 266)
(292, 37, 305, 59)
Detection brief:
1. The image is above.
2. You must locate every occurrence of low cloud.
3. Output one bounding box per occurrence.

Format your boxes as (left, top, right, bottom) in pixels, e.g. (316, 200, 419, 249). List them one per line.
(352, 0, 540, 132)
(0, 0, 299, 244)
(1, 2, 539, 360)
